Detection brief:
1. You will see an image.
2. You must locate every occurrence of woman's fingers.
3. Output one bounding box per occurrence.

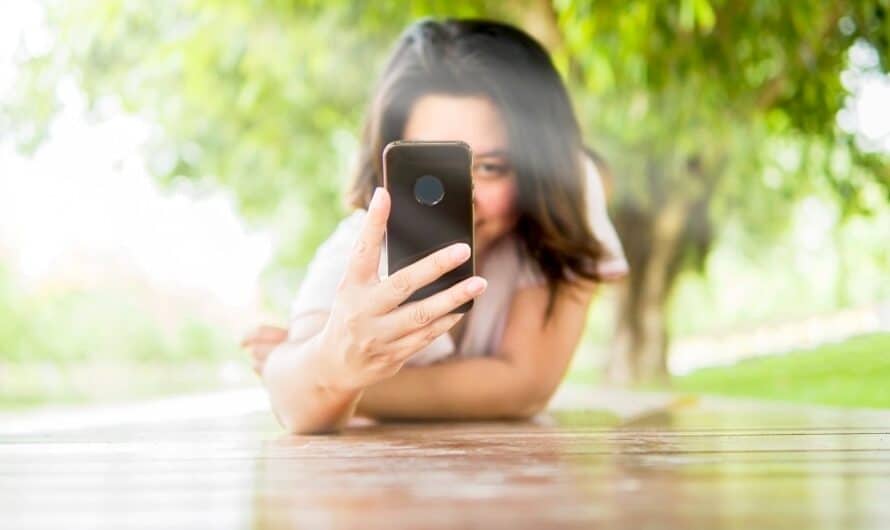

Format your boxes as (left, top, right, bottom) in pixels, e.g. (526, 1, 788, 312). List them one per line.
(318, 186, 484, 388)
(376, 275, 487, 342)
(241, 325, 288, 347)
(251, 354, 267, 375)
(248, 341, 281, 376)
(370, 242, 471, 313)
(344, 187, 389, 284)
(386, 312, 465, 361)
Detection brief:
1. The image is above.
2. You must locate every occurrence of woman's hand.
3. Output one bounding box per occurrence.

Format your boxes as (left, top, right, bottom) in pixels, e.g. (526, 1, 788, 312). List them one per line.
(316, 186, 487, 392)
(241, 325, 288, 376)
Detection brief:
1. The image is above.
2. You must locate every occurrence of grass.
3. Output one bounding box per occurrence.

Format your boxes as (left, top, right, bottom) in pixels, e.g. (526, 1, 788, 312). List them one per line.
(672, 333, 890, 409)
(4, 334, 888, 412)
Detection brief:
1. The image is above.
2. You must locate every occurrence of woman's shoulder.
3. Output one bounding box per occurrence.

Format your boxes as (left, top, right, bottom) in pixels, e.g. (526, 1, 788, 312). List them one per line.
(580, 155, 630, 281)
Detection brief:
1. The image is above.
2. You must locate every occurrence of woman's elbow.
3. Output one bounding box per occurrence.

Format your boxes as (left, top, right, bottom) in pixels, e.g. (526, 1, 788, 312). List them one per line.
(502, 382, 555, 420)
(268, 390, 346, 435)
(276, 408, 344, 435)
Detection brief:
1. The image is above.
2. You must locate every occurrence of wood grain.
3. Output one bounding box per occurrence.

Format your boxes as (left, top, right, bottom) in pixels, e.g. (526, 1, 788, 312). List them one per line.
(1, 391, 888, 529)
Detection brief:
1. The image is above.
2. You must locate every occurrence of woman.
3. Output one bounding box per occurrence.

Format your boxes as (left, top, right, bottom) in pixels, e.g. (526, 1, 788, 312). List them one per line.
(242, 19, 628, 434)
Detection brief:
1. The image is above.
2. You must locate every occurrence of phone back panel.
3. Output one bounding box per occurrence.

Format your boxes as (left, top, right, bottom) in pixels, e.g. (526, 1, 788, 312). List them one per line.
(383, 141, 475, 312)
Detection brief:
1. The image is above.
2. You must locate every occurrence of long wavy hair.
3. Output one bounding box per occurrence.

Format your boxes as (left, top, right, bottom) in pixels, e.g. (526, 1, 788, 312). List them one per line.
(346, 18, 605, 319)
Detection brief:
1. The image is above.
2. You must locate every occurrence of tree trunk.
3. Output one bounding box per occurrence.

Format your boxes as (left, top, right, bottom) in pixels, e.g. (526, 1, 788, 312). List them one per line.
(604, 199, 692, 384)
(514, 0, 565, 52)
(508, 4, 721, 384)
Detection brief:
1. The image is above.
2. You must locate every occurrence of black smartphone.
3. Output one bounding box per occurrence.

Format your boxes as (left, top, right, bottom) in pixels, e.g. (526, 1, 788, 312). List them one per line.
(382, 140, 476, 313)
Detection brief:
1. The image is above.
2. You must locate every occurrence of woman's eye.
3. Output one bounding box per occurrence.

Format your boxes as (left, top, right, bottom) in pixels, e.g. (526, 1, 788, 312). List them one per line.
(474, 162, 510, 179)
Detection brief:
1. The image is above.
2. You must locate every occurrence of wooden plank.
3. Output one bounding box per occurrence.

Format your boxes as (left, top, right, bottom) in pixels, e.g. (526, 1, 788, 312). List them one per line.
(1, 391, 888, 529)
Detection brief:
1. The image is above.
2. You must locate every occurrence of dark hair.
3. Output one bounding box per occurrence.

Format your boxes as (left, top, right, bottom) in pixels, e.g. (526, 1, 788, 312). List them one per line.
(346, 18, 604, 319)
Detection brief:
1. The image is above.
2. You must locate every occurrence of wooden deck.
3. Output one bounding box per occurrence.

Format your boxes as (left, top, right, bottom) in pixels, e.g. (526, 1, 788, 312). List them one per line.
(1, 387, 889, 529)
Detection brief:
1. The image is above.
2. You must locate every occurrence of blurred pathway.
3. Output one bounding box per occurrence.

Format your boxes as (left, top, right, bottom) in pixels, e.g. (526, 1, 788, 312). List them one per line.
(668, 299, 890, 374)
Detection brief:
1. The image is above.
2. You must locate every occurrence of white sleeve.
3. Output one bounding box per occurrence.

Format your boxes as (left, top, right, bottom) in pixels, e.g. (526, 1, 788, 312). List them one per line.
(582, 155, 630, 281)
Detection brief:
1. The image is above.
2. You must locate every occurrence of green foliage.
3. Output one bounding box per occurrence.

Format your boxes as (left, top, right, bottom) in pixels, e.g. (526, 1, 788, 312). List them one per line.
(0, 266, 30, 359)
(673, 333, 890, 408)
(9, 2, 887, 280)
(556, 1, 890, 244)
(3, 0, 889, 339)
(5, 0, 497, 279)
(0, 266, 239, 363)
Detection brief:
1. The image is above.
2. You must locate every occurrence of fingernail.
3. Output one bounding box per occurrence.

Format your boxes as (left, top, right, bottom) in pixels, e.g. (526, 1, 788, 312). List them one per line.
(451, 243, 470, 261)
(370, 186, 383, 209)
(466, 277, 487, 295)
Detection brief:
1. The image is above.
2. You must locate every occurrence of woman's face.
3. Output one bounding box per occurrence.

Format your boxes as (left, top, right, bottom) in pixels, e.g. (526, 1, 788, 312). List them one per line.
(403, 94, 519, 256)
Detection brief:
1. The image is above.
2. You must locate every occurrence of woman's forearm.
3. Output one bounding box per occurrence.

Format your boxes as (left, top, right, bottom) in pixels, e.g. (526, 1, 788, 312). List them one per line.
(357, 356, 547, 420)
(262, 333, 362, 434)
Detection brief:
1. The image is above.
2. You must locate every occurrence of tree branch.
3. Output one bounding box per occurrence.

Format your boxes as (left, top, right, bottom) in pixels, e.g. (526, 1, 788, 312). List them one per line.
(755, 3, 846, 110)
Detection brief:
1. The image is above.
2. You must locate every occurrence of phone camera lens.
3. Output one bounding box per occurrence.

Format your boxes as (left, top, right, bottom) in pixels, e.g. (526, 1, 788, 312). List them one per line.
(414, 175, 445, 206)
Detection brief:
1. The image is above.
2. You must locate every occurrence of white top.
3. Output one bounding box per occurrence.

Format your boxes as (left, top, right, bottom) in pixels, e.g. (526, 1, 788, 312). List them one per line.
(288, 156, 629, 366)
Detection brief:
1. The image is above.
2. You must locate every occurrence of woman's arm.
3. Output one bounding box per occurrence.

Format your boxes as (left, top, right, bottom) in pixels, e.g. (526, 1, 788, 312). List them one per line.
(257, 188, 485, 434)
(356, 280, 598, 420)
(356, 355, 540, 420)
(260, 314, 364, 434)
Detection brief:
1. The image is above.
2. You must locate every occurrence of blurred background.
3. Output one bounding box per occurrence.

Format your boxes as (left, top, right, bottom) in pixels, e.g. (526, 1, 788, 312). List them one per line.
(1, 0, 888, 414)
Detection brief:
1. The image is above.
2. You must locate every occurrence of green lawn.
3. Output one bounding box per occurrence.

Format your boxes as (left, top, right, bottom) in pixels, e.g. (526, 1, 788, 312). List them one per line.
(4, 334, 888, 412)
(673, 333, 890, 409)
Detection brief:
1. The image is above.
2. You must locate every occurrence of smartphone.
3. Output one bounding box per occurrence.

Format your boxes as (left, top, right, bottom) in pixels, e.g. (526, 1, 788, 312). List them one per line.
(382, 140, 476, 313)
